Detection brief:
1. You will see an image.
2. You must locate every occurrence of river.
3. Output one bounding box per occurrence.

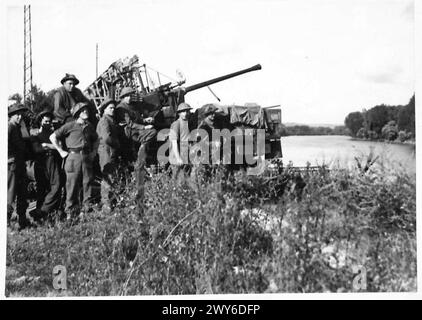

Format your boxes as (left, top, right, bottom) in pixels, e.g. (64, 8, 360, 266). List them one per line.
(279, 135, 416, 174)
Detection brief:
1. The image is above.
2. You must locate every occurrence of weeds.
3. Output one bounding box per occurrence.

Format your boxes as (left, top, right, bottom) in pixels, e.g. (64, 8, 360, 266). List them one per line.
(5, 158, 417, 296)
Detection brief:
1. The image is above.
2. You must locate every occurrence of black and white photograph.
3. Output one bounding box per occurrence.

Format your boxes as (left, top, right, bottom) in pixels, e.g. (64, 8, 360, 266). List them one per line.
(2, 0, 418, 298)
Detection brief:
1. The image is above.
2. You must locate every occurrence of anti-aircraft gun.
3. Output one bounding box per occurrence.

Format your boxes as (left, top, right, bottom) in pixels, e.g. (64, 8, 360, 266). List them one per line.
(84, 55, 282, 164)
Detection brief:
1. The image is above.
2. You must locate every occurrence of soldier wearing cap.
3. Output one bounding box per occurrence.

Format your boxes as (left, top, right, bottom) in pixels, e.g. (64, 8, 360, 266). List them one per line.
(54, 73, 96, 125)
(115, 101, 157, 210)
(50, 102, 99, 219)
(96, 98, 120, 212)
(8, 104, 32, 229)
(30, 110, 64, 220)
(169, 102, 193, 180)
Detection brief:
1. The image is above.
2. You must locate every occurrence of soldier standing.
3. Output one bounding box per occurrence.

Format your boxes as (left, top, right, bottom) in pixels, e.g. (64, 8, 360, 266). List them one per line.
(30, 111, 63, 221)
(169, 103, 193, 181)
(8, 104, 32, 230)
(96, 98, 120, 213)
(50, 102, 99, 220)
(53, 73, 97, 125)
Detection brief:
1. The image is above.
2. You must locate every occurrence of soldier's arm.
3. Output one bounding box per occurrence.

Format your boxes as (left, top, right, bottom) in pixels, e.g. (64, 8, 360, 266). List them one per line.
(50, 128, 68, 158)
(53, 90, 69, 123)
(103, 120, 120, 149)
(169, 125, 183, 164)
(90, 128, 99, 160)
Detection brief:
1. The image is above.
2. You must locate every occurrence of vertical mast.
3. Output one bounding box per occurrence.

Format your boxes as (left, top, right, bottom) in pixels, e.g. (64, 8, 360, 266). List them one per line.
(23, 5, 33, 110)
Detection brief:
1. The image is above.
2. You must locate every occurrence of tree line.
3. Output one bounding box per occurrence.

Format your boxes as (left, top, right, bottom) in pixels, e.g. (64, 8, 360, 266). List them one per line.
(344, 94, 415, 143)
(281, 125, 349, 136)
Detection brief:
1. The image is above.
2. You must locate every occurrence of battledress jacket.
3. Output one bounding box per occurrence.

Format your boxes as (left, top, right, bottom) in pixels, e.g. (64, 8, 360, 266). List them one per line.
(96, 115, 121, 170)
(53, 86, 96, 124)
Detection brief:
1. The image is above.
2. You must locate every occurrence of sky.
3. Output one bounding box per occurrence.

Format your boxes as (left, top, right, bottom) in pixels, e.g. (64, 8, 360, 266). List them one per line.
(3, 0, 415, 125)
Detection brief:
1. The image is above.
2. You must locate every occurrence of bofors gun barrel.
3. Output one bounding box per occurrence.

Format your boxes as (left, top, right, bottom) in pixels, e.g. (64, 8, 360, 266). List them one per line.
(184, 64, 262, 93)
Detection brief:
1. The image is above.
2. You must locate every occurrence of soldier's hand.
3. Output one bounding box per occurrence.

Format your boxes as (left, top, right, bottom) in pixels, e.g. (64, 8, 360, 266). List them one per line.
(59, 150, 69, 158)
(144, 117, 154, 124)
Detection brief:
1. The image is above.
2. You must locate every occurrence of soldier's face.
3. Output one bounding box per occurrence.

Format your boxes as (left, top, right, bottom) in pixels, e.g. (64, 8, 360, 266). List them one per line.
(41, 116, 53, 129)
(206, 113, 215, 122)
(104, 104, 115, 117)
(79, 108, 89, 120)
(179, 110, 190, 120)
(63, 80, 75, 92)
(123, 111, 131, 123)
(10, 113, 23, 125)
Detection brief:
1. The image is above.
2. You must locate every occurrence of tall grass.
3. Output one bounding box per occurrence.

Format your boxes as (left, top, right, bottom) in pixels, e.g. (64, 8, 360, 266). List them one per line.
(5, 157, 416, 296)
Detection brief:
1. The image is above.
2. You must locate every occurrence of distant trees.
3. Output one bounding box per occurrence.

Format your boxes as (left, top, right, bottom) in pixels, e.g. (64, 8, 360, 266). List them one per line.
(344, 94, 415, 142)
(344, 112, 364, 136)
(381, 121, 398, 141)
(283, 125, 348, 136)
(8, 85, 50, 114)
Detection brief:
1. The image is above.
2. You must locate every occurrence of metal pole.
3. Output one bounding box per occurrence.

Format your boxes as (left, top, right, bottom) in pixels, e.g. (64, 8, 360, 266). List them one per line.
(96, 43, 98, 79)
(23, 6, 26, 102)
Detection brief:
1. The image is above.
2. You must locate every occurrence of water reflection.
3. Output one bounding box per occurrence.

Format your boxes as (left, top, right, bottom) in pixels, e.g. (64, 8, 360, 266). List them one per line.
(280, 135, 416, 174)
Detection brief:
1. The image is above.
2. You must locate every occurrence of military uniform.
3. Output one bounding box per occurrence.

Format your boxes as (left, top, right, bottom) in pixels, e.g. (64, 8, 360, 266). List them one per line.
(123, 120, 157, 206)
(8, 120, 29, 223)
(8, 104, 30, 229)
(54, 119, 98, 214)
(96, 99, 121, 210)
(54, 74, 97, 125)
(169, 103, 194, 181)
(31, 126, 63, 215)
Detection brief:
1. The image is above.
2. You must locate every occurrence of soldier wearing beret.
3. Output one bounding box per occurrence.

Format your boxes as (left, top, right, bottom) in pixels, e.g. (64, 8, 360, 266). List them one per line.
(50, 102, 99, 220)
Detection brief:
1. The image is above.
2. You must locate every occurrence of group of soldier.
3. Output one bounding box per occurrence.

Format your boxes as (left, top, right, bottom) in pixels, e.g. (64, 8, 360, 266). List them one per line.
(8, 73, 219, 231)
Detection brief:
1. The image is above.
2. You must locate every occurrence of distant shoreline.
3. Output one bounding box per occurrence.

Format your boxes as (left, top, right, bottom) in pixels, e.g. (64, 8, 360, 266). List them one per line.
(350, 137, 416, 146)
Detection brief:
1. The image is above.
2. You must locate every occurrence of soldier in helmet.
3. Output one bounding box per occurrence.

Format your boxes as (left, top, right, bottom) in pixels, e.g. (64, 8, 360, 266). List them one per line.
(116, 87, 154, 125)
(96, 98, 120, 213)
(8, 104, 33, 230)
(190, 104, 221, 182)
(50, 102, 99, 220)
(169, 102, 193, 181)
(53, 73, 97, 125)
(115, 103, 157, 210)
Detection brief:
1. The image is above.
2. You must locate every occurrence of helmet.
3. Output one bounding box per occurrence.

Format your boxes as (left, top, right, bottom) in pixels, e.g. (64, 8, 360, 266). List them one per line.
(71, 102, 89, 118)
(61, 73, 80, 85)
(98, 98, 117, 114)
(176, 102, 192, 113)
(8, 104, 28, 116)
(202, 104, 217, 116)
(119, 87, 136, 99)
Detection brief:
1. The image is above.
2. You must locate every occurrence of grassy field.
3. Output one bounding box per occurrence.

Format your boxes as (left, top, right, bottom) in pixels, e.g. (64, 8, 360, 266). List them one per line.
(5, 158, 417, 296)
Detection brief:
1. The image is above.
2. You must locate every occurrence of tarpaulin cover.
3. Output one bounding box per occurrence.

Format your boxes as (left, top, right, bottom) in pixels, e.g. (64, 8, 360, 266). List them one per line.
(229, 105, 266, 128)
